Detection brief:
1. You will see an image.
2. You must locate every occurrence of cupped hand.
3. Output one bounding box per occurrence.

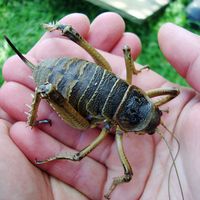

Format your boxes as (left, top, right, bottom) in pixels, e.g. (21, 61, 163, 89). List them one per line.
(0, 13, 199, 200)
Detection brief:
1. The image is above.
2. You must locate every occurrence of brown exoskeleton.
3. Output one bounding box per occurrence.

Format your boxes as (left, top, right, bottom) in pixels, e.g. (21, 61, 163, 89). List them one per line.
(5, 22, 182, 199)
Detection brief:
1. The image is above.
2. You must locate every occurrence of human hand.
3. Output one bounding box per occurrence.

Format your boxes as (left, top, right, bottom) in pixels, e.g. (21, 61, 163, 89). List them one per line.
(0, 12, 198, 200)
(0, 12, 141, 200)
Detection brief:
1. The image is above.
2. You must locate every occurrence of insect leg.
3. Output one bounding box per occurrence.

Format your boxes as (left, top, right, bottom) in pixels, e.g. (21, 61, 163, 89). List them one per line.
(27, 89, 41, 126)
(104, 128, 133, 200)
(36, 126, 109, 164)
(123, 45, 148, 84)
(43, 23, 112, 72)
(146, 87, 180, 106)
(27, 87, 51, 127)
(41, 84, 90, 130)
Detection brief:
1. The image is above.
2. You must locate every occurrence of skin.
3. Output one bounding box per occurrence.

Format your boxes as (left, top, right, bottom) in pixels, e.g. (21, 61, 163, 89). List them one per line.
(0, 12, 199, 200)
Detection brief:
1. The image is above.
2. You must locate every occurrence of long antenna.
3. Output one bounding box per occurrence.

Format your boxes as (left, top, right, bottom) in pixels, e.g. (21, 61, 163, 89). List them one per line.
(4, 35, 36, 70)
(157, 124, 184, 200)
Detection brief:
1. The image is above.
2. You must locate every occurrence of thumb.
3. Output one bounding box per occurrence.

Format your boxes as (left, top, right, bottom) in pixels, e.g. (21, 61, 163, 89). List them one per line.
(158, 23, 200, 91)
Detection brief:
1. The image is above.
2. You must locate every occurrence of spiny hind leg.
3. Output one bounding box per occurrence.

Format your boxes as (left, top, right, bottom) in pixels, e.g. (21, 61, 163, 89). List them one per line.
(43, 23, 112, 72)
(146, 87, 180, 106)
(123, 45, 148, 84)
(105, 127, 133, 199)
(36, 126, 109, 164)
(26, 84, 53, 127)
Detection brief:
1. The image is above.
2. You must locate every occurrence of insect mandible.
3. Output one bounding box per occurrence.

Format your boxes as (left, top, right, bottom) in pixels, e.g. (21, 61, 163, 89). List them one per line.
(5, 22, 180, 199)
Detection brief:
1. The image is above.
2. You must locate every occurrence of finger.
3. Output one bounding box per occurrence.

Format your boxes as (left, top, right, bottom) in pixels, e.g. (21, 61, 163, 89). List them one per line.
(0, 82, 113, 163)
(31, 37, 165, 90)
(10, 121, 106, 200)
(0, 119, 51, 199)
(158, 23, 200, 92)
(50, 178, 89, 200)
(34, 38, 90, 62)
(2, 55, 36, 90)
(0, 119, 11, 130)
(87, 12, 125, 51)
(0, 107, 15, 124)
(0, 82, 48, 121)
(29, 13, 90, 57)
(111, 32, 141, 59)
(3, 39, 166, 94)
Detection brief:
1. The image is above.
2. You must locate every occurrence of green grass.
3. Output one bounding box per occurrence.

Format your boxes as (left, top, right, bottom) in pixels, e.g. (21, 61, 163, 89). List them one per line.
(0, 0, 199, 86)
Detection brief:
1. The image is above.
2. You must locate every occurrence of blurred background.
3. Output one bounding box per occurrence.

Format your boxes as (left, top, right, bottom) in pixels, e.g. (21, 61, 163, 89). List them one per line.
(0, 0, 199, 86)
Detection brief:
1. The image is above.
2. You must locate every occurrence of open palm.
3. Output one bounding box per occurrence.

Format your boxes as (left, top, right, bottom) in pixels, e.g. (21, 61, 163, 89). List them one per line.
(0, 13, 199, 200)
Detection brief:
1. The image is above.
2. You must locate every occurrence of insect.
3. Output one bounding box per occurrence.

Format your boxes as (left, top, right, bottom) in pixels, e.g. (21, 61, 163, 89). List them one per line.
(5, 22, 182, 199)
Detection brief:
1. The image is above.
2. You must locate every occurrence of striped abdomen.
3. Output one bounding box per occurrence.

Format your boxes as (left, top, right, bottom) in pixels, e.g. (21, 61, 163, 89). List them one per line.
(33, 57, 155, 132)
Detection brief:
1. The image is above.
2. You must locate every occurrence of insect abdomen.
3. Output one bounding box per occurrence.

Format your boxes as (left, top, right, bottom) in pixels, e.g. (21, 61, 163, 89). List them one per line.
(85, 71, 118, 116)
(101, 79, 129, 119)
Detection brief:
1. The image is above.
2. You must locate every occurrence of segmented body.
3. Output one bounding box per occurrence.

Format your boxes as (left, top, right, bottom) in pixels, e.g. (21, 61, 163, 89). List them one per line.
(33, 57, 155, 132)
